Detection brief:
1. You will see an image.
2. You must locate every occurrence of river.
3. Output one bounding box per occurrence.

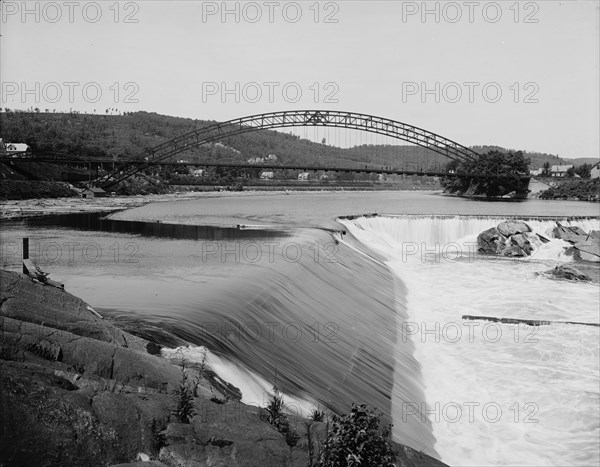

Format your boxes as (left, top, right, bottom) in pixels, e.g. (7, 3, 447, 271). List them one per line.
(1, 191, 598, 466)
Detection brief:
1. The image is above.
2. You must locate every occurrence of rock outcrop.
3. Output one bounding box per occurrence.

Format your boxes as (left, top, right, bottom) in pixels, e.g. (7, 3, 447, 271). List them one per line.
(553, 222, 600, 263)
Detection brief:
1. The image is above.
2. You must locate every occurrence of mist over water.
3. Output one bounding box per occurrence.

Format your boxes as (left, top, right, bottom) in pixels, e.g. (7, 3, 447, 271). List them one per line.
(1, 192, 598, 465)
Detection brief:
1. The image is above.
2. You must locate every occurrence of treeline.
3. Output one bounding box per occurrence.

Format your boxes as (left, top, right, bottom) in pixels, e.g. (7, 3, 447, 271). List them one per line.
(0, 110, 590, 171)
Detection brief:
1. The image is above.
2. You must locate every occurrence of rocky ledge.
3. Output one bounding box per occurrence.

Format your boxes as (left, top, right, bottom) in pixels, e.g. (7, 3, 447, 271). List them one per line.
(477, 220, 600, 282)
(0, 269, 446, 467)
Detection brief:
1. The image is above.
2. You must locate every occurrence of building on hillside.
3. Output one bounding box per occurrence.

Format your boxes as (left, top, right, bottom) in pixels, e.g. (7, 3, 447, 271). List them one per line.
(550, 165, 573, 177)
(298, 172, 310, 181)
(0, 139, 32, 157)
(266, 154, 278, 161)
(530, 168, 543, 176)
(191, 169, 205, 177)
(591, 162, 600, 179)
(82, 187, 107, 199)
(260, 171, 274, 180)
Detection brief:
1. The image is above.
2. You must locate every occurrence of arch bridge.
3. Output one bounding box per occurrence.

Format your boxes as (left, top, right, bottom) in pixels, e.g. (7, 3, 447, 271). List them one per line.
(97, 110, 496, 188)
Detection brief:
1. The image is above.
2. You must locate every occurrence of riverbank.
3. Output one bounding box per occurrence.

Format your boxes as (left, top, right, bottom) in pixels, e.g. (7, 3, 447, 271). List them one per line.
(0, 269, 447, 467)
(0, 192, 207, 220)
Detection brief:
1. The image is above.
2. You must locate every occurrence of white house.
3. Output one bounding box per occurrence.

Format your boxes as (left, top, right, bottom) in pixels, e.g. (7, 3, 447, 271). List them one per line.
(260, 171, 274, 180)
(530, 168, 543, 176)
(591, 162, 600, 179)
(298, 172, 310, 181)
(0, 139, 31, 156)
(550, 165, 573, 177)
(191, 169, 205, 177)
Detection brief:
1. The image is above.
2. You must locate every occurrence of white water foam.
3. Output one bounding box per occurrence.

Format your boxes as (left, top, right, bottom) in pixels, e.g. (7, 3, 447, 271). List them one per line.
(341, 216, 600, 466)
(161, 345, 319, 418)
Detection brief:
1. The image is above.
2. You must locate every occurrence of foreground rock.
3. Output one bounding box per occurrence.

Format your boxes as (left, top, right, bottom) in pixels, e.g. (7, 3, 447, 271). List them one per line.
(0, 270, 447, 467)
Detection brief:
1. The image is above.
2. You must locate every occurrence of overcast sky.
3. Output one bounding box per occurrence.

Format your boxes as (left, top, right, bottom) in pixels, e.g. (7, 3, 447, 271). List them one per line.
(1, 1, 599, 159)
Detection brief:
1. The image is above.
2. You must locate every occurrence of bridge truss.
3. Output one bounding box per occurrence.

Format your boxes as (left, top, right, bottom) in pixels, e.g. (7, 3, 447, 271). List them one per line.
(97, 110, 481, 188)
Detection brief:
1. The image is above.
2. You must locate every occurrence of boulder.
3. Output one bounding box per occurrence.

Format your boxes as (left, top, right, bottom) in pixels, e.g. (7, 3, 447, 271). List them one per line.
(477, 227, 506, 255)
(497, 220, 532, 237)
(571, 239, 600, 263)
(478, 223, 541, 257)
(548, 265, 592, 282)
(509, 232, 535, 256)
(552, 222, 588, 244)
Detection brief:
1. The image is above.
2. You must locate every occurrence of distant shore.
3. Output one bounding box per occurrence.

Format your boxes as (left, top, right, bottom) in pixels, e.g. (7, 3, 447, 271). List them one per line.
(0, 187, 440, 221)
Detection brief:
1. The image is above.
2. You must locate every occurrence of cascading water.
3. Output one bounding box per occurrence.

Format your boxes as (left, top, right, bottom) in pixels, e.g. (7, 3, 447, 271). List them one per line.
(340, 215, 600, 466)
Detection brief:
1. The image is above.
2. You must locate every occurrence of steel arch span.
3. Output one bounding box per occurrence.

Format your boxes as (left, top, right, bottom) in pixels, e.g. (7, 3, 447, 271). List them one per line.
(99, 110, 480, 188)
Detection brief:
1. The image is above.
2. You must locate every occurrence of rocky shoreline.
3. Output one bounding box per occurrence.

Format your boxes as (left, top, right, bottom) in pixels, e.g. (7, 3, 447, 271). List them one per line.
(0, 269, 446, 467)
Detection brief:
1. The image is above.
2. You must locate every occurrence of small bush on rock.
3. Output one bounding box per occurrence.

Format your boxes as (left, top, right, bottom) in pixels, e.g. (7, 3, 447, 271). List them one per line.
(317, 404, 396, 467)
(172, 364, 196, 423)
(261, 385, 299, 447)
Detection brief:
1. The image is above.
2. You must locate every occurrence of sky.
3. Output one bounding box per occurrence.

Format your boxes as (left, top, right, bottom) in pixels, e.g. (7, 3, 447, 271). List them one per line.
(1, 0, 599, 159)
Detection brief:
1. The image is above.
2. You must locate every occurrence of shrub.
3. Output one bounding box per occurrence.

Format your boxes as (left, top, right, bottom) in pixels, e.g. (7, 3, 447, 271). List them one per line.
(317, 404, 396, 467)
(310, 407, 326, 422)
(172, 364, 196, 423)
(261, 385, 299, 447)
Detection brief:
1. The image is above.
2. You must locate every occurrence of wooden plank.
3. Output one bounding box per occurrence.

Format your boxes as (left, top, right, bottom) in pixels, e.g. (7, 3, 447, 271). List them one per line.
(23, 259, 64, 290)
(462, 314, 599, 328)
(22, 259, 39, 277)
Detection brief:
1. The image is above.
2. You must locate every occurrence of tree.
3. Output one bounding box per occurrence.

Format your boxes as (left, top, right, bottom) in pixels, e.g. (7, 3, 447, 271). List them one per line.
(575, 163, 591, 178)
(442, 150, 530, 197)
(541, 161, 551, 177)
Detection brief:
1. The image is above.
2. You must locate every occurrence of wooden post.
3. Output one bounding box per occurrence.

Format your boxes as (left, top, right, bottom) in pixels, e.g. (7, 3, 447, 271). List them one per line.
(22, 238, 29, 274)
